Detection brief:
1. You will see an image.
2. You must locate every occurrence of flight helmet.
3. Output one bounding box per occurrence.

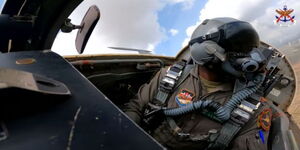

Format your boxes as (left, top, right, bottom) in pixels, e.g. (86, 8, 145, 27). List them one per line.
(189, 17, 260, 66)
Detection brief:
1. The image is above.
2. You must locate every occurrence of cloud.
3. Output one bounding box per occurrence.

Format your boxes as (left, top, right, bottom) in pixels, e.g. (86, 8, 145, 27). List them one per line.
(182, 0, 300, 49)
(52, 0, 165, 55)
(181, 24, 198, 47)
(166, 0, 195, 9)
(52, 0, 196, 55)
(169, 28, 179, 36)
(147, 44, 155, 51)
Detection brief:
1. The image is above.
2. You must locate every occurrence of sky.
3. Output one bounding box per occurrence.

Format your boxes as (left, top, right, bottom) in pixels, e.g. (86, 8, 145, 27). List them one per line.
(1, 0, 300, 56)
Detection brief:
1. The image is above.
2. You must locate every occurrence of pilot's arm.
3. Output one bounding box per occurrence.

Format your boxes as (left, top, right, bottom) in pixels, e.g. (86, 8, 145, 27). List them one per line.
(123, 68, 165, 124)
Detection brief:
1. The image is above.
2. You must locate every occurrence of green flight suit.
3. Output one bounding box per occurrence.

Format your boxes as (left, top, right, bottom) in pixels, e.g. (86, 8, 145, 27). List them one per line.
(124, 65, 270, 150)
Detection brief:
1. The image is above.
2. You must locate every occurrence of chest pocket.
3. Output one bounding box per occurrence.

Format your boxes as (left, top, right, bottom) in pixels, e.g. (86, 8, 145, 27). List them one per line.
(206, 91, 233, 104)
(176, 91, 233, 141)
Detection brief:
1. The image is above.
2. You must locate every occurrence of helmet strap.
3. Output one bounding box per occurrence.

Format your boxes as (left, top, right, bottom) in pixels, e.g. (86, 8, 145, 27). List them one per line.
(189, 31, 220, 46)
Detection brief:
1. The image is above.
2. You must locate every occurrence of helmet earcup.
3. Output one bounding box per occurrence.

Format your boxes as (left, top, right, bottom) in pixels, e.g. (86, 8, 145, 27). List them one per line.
(190, 40, 225, 65)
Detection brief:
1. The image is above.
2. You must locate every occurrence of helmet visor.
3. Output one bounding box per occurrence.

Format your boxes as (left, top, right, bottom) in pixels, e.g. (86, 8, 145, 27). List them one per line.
(218, 21, 260, 53)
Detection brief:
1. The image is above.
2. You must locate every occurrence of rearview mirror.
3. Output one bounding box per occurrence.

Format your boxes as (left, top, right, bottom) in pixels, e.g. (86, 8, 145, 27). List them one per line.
(75, 5, 100, 54)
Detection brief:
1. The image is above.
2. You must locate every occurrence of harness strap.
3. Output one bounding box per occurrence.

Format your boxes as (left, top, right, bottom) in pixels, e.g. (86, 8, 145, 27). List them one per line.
(163, 63, 195, 140)
(209, 121, 241, 150)
(143, 60, 189, 129)
(152, 60, 187, 106)
(208, 94, 262, 149)
(174, 64, 194, 90)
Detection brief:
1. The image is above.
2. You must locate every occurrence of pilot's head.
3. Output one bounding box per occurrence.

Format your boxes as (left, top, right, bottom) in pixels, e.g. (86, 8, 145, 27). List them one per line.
(189, 17, 263, 79)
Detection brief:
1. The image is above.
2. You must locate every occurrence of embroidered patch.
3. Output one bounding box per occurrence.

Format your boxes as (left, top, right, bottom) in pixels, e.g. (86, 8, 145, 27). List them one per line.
(175, 89, 195, 107)
(257, 108, 272, 131)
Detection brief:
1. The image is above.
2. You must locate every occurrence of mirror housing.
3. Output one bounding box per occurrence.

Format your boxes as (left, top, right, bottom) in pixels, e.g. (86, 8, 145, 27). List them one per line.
(75, 5, 100, 54)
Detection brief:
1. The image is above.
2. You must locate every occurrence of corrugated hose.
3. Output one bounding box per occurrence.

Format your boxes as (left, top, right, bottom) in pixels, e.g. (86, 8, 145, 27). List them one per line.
(163, 73, 265, 122)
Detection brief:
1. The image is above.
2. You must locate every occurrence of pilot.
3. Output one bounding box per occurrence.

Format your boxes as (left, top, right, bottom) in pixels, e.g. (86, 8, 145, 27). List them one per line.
(124, 17, 272, 150)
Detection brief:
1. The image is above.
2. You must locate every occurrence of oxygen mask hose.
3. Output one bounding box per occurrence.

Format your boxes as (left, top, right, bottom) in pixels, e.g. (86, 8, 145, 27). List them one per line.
(163, 100, 219, 116)
(215, 73, 265, 121)
(163, 73, 265, 122)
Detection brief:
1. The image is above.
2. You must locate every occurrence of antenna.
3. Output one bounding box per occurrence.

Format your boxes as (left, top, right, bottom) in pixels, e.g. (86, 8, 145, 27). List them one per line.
(108, 47, 152, 54)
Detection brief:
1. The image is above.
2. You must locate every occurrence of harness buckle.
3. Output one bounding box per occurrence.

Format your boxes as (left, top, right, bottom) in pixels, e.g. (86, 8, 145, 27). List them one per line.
(231, 108, 251, 125)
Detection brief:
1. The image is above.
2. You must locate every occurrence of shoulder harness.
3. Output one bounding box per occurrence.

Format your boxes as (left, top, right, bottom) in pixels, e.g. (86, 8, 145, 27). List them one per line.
(143, 60, 190, 129)
(208, 91, 263, 150)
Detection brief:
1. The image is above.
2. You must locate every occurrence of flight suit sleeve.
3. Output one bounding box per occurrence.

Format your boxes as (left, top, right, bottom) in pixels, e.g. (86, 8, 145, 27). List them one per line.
(229, 103, 271, 150)
(123, 68, 166, 124)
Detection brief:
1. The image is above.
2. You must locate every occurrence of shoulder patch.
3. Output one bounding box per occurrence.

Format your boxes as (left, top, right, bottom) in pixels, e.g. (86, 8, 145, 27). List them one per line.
(257, 108, 272, 131)
(175, 89, 195, 107)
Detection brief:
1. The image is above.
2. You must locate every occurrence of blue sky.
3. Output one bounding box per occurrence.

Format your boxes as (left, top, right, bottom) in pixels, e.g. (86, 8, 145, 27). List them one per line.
(155, 0, 207, 56)
(0, 0, 3, 9)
